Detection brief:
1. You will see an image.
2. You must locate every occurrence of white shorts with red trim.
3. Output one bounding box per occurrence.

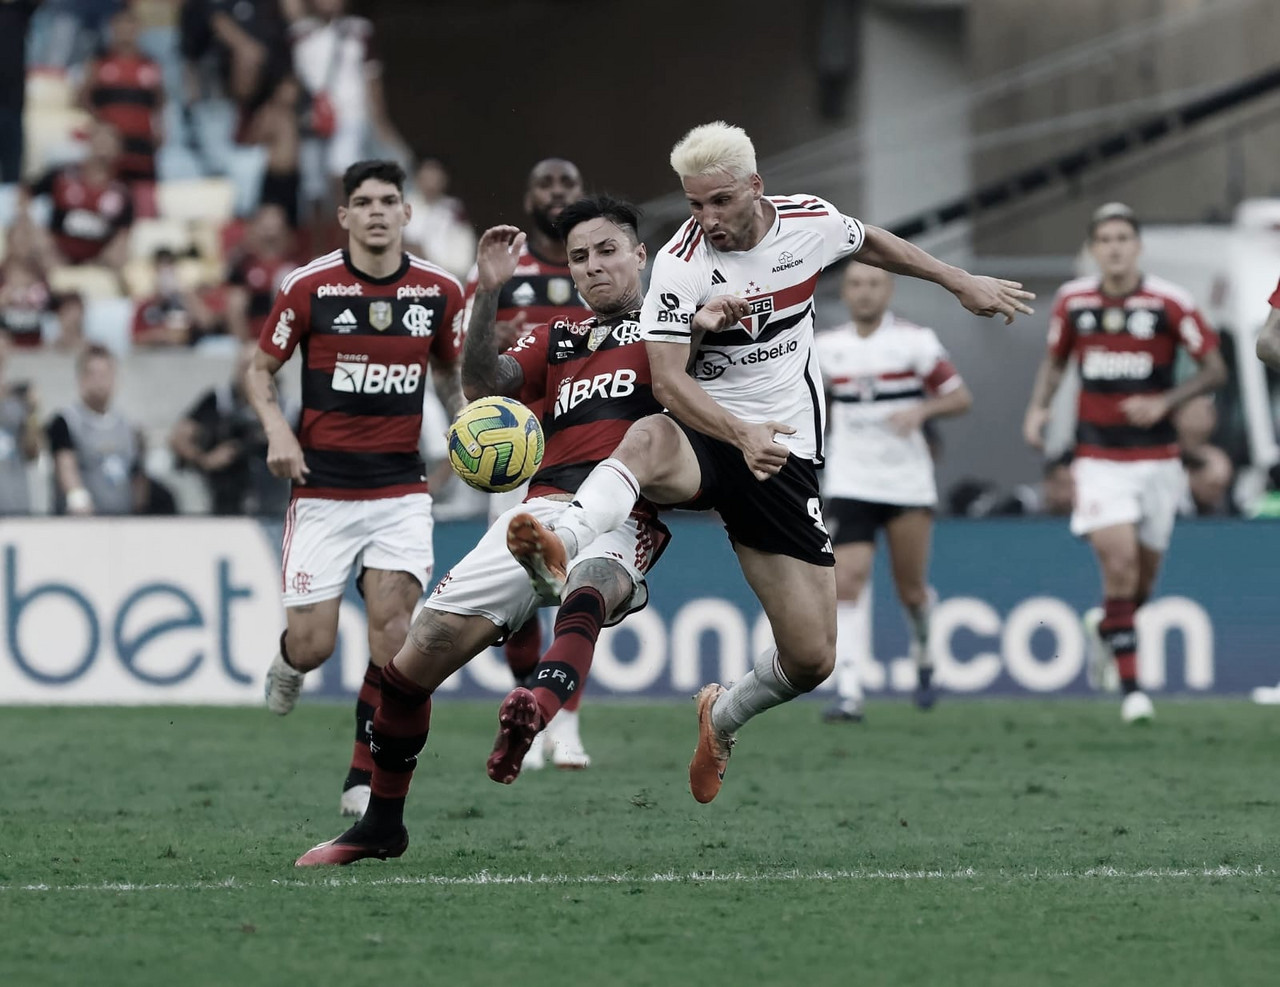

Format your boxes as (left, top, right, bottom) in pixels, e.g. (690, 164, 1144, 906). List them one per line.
(1070, 456, 1186, 551)
(281, 493, 434, 607)
(428, 497, 667, 634)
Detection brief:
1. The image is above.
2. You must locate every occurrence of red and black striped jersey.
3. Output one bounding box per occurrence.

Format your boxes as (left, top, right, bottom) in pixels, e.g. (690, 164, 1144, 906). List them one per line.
(31, 167, 133, 264)
(1048, 274, 1218, 461)
(506, 310, 661, 504)
(259, 249, 465, 500)
(86, 54, 163, 181)
(463, 243, 589, 418)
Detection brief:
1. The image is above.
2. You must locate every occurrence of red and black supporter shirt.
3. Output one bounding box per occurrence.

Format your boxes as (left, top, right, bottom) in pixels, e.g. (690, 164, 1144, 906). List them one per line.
(464, 243, 590, 418)
(86, 54, 163, 181)
(32, 167, 134, 264)
(506, 310, 662, 505)
(1048, 274, 1219, 461)
(258, 249, 465, 500)
(230, 252, 298, 338)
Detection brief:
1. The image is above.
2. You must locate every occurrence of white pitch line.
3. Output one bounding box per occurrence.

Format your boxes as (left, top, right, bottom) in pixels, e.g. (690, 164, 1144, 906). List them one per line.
(0, 865, 1271, 894)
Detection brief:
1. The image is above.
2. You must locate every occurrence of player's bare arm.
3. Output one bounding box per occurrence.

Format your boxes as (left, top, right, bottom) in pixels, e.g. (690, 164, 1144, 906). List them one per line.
(1120, 346, 1228, 428)
(888, 381, 973, 436)
(245, 346, 309, 483)
(1256, 306, 1280, 371)
(461, 226, 529, 401)
(430, 356, 465, 420)
(1023, 353, 1068, 450)
(856, 225, 1035, 325)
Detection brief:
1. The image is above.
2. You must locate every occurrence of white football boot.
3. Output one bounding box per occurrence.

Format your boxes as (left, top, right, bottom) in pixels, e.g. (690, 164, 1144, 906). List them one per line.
(523, 730, 548, 771)
(1083, 607, 1120, 693)
(547, 708, 591, 769)
(265, 651, 305, 715)
(339, 784, 371, 818)
(1121, 690, 1155, 724)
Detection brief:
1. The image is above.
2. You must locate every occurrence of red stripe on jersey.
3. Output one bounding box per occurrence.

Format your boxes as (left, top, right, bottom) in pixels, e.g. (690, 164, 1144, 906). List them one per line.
(1078, 391, 1149, 425)
(669, 219, 698, 256)
(538, 421, 639, 480)
(780, 211, 829, 219)
(293, 482, 428, 501)
(1077, 444, 1180, 462)
(755, 270, 821, 312)
(300, 410, 422, 452)
(925, 360, 959, 393)
(878, 370, 916, 381)
(684, 227, 704, 259)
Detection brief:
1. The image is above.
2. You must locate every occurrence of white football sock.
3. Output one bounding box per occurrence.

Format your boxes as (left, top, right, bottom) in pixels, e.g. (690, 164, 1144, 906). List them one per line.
(552, 458, 640, 558)
(711, 649, 801, 736)
(833, 598, 868, 703)
(905, 587, 936, 670)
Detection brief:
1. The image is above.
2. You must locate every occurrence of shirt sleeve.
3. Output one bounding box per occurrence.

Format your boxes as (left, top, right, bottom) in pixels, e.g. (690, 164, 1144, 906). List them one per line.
(1046, 288, 1076, 361)
(1168, 295, 1219, 360)
(639, 249, 707, 345)
(431, 277, 466, 363)
(257, 275, 311, 362)
(917, 329, 963, 395)
(505, 325, 550, 404)
(1269, 277, 1280, 309)
(47, 413, 72, 453)
(803, 195, 867, 268)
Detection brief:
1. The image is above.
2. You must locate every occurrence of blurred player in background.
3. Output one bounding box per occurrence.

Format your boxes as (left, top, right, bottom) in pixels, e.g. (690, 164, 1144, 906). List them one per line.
(1250, 274, 1280, 703)
(295, 196, 674, 865)
(816, 262, 972, 722)
(1023, 203, 1226, 723)
(509, 122, 1033, 803)
(462, 158, 593, 770)
(246, 160, 466, 818)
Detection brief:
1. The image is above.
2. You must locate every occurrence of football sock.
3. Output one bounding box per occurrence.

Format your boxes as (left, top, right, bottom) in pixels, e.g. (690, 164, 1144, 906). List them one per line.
(344, 661, 381, 789)
(362, 662, 432, 834)
(530, 587, 606, 725)
(711, 649, 802, 736)
(1101, 598, 1139, 694)
(504, 617, 542, 687)
(833, 599, 867, 703)
(279, 630, 300, 670)
(552, 458, 640, 558)
(906, 592, 934, 671)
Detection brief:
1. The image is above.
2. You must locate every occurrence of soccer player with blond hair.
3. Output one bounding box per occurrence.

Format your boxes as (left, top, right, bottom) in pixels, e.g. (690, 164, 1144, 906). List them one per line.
(505, 121, 1035, 803)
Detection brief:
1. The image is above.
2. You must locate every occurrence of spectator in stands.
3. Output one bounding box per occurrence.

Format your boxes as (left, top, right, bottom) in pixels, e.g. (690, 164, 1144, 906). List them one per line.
(47, 343, 138, 515)
(169, 340, 288, 515)
(404, 156, 475, 280)
(51, 292, 86, 351)
(81, 6, 165, 183)
(0, 330, 41, 514)
(132, 247, 224, 346)
(243, 74, 302, 227)
(0, 1, 39, 183)
(285, 0, 405, 213)
(37, 0, 124, 69)
(179, 0, 289, 114)
(31, 120, 134, 270)
(0, 258, 54, 347)
(225, 203, 296, 340)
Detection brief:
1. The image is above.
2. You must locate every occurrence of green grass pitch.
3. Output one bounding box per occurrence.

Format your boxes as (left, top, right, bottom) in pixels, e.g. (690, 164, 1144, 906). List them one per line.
(2, 699, 1278, 986)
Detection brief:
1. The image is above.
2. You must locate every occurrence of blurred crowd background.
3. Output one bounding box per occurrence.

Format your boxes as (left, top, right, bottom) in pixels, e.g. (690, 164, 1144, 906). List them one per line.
(2, 0, 1279, 524)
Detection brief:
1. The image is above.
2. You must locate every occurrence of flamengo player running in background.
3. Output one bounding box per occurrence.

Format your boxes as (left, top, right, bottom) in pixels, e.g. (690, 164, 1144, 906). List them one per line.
(246, 161, 466, 817)
(1023, 203, 1226, 724)
(294, 196, 673, 866)
(462, 158, 593, 770)
(816, 262, 972, 722)
(1249, 275, 1280, 703)
(508, 122, 1033, 803)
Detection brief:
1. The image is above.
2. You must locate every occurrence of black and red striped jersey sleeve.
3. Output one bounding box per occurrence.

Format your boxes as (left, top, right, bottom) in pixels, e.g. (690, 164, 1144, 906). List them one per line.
(431, 277, 466, 363)
(506, 326, 550, 405)
(1166, 294, 1218, 360)
(258, 275, 311, 362)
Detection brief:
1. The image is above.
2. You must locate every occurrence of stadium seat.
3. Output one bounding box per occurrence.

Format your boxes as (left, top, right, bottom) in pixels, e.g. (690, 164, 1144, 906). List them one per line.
(157, 178, 237, 223)
(129, 218, 194, 260)
(23, 108, 90, 181)
(25, 70, 74, 112)
(48, 265, 121, 301)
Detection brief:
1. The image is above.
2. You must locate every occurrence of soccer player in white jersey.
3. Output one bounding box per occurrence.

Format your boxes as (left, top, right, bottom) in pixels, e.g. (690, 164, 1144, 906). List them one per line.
(816, 262, 972, 722)
(504, 121, 1033, 803)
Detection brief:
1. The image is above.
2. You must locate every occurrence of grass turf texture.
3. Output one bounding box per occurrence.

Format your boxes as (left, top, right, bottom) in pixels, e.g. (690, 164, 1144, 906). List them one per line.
(2, 700, 1278, 986)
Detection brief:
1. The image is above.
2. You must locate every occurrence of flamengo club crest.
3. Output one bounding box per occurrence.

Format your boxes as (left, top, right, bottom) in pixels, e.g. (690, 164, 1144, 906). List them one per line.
(369, 300, 393, 331)
(547, 277, 573, 305)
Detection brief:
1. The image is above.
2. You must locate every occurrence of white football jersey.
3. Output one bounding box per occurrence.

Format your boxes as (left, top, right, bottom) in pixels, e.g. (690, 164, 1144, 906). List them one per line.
(816, 313, 961, 506)
(640, 194, 866, 462)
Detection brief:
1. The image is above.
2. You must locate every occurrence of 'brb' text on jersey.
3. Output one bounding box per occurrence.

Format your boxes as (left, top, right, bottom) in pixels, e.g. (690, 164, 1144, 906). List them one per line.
(505, 310, 661, 504)
(640, 194, 867, 463)
(259, 249, 465, 499)
(1048, 274, 1218, 462)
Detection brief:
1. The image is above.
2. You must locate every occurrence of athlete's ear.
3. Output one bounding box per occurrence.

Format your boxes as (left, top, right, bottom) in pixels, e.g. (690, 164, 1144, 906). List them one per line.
(401, 198, 413, 227)
(636, 242, 647, 271)
(749, 174, 763, 200)
(337, 204, 350, 232)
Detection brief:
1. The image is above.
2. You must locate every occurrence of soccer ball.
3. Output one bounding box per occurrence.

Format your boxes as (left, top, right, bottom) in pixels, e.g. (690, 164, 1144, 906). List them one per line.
(447, 396, 545, 492)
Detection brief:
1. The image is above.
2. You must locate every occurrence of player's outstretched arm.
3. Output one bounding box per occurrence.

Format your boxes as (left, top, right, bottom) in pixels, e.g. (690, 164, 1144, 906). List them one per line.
(461, 226, 528, 401)
(1257, 307, 1280, 371)
(856, 225, 1035, 325)
(245, 346, 309, 484)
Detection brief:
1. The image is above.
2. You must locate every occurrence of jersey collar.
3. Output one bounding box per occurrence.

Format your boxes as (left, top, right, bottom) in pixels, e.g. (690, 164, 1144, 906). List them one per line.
(342, 250, 411, 285)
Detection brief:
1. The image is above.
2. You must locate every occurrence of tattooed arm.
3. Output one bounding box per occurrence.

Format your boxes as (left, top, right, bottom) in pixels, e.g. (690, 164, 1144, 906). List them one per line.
(461, 226, 529, 401)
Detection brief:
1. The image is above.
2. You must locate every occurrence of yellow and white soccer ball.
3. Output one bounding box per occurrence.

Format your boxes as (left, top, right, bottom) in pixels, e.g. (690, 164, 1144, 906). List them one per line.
(447, 396, 545, 492)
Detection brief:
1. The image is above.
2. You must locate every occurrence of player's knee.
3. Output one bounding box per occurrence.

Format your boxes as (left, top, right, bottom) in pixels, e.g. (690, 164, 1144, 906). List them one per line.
(368, 611, 411, 665)
(616, 416, 680, 484)
(781, 639, 837, 693)
(896, 580, 929, 611)
(284, 624, 337, 671)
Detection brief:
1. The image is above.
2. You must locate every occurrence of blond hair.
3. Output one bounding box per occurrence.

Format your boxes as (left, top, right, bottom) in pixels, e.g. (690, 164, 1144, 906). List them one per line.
(669, 121, 758, 181)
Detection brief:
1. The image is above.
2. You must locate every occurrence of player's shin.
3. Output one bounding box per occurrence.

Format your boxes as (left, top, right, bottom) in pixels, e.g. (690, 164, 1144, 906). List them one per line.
(362, 662, 433, 835)
(711, 649, 803, 736)
(553, 458, 641, 557)
(504, 617, 543, 687)
(1101, 598, 1139, 694)
(530, 587, 607, 725)
(344, 661, 381, 791)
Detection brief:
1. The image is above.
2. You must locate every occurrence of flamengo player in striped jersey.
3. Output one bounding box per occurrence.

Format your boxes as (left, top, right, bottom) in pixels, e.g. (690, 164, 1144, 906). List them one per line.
(506, 122, 1034, 804)
(816, 262, 972, 722)
(295, 196, 675, 866)
(1253, 275, 1280, 703)
(1023, 203, 1226, 724)
(245, 160, 466, 819)
(461, 158, 593, 770)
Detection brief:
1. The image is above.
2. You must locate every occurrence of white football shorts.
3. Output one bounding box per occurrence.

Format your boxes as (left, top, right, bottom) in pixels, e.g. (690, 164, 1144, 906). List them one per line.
(428, 496, 669, 633)
(281, 493, 434, 607)
(1070, 456, 1186, 551)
